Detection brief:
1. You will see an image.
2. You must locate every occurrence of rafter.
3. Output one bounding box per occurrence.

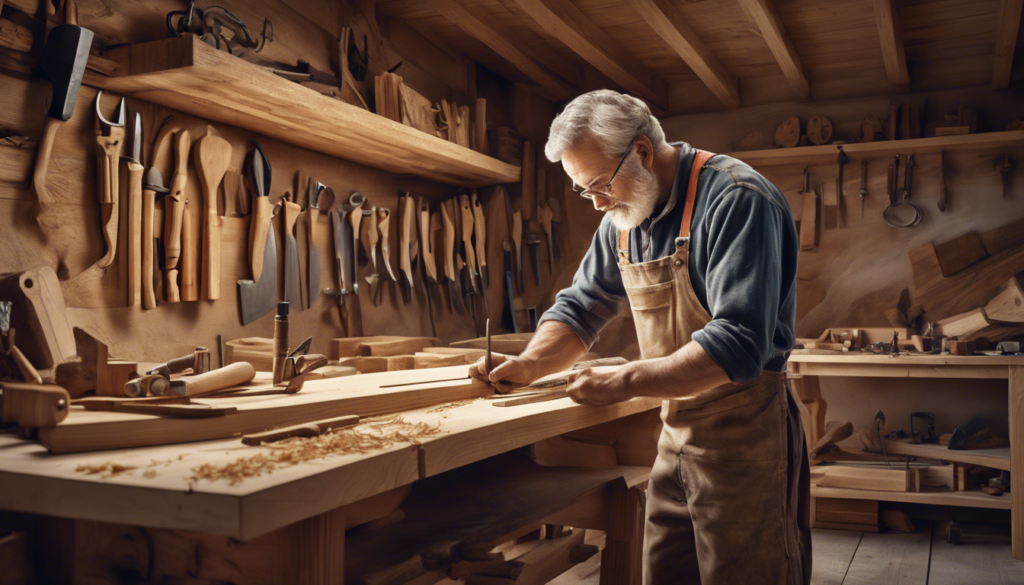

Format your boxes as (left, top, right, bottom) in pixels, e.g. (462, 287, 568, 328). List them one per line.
(632, 0, 739, 109)
(993, 0, 1024, 89)
(427, 0, 576, 101)
(512, 0, 668, 110)
(872, 0, 910, 86)
(735, 0, 810, 99)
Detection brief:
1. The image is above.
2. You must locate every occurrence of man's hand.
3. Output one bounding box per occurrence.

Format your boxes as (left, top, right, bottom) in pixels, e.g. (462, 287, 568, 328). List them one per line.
(468, 354, 540, 393)
(565, 366, 633, 406)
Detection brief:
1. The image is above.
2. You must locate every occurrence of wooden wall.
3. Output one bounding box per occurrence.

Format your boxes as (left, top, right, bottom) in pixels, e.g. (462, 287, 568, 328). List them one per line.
(659, 84, 1024, 437)
(0, 0, 572, 365)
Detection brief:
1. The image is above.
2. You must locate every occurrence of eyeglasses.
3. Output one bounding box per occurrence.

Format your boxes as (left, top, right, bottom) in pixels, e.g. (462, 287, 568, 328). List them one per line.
(571, 136, 637, 200)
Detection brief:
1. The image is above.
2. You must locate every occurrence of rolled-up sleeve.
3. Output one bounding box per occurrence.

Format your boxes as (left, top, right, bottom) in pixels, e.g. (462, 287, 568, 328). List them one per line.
(537, 217, 626, 349)
(691, 187, 785, 382)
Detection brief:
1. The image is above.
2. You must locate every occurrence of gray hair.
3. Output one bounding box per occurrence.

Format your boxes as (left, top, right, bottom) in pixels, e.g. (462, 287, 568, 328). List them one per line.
(544, 90, 666, 162)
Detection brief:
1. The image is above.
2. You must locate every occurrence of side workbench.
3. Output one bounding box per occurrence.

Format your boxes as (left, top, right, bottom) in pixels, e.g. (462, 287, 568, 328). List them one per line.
(787, 352, 1023, 559)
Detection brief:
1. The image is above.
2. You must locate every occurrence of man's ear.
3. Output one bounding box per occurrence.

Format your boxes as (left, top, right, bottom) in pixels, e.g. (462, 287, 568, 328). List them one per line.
(635, 136, 655, 169)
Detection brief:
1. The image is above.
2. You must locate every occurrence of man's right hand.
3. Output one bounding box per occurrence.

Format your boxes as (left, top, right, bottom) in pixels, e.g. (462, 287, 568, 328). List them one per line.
(468, 354, 539, 393)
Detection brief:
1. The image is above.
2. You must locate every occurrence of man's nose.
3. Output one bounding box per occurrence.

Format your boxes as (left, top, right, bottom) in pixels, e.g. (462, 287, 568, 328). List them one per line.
(592, 194, 613, 211)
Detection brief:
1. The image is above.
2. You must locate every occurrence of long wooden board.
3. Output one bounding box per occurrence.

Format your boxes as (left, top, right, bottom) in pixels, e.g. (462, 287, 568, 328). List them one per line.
(89, 36, 519, 188)
(38, 366, 493, 453)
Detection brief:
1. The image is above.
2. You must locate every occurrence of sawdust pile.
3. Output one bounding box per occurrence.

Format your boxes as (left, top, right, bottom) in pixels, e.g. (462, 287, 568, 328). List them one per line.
(75, 462, 137, 478)
(190, 415, 447, 486)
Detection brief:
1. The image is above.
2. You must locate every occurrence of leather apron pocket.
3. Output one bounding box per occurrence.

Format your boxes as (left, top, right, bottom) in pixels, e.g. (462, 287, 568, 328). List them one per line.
(624, 280, 676, 359)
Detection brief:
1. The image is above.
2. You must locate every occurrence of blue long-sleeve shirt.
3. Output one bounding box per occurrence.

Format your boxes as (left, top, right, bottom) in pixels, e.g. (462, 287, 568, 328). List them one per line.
(538, 142, 799, 382)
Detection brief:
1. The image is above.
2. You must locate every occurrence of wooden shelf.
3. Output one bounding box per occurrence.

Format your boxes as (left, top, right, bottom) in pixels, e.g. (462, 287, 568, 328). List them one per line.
(90, 36, 520, 188)
(812, 485, 1011, 510)
(788, 352, 1024, 380)
(727, 130, 1024, 166)
(883, 439, 1011, 471)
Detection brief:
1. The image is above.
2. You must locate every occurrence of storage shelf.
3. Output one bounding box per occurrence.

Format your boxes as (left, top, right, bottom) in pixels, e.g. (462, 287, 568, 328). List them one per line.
(91, 35, 520, 188)
(727, 130, 1024, 166)
(812, 485, 1011, 510)
(883, 439, 1010, 471)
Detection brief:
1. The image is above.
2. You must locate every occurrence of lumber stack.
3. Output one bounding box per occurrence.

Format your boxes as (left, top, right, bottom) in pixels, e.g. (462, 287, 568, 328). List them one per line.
(374, 72, 482, 152)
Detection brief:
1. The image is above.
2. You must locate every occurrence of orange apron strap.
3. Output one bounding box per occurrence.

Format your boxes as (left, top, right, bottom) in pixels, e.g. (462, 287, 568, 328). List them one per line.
(680, 150, 716, 239)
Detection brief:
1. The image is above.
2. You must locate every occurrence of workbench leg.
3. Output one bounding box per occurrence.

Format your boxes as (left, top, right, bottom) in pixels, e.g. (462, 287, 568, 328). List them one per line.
(1009, 366, 1024, 560)
(789, 375, 826, 449)
(600, 482, 645, 585)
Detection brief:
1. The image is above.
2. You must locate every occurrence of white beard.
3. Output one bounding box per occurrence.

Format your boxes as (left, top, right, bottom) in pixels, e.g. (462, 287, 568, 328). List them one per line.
(605, 160, 660, 230)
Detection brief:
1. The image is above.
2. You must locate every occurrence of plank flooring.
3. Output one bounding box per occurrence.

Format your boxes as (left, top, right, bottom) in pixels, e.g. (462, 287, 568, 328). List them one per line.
(556, 524, 1024, 585)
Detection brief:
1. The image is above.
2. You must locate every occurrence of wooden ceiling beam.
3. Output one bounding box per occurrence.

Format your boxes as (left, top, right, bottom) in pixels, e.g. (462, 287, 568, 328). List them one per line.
(512, 0, 668, 110)
(735, 0, 810, 99)
(993, 0, 1024, 89)
(871, 0, 911, 86)
(426, 0, 576, 101)
(632, 0, 739, 109)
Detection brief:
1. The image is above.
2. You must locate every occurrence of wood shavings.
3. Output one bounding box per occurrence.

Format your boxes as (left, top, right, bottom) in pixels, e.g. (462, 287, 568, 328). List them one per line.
(427, 398, 478, 414)
(75, 462, 137, 478)
(189, 415, 447, 486)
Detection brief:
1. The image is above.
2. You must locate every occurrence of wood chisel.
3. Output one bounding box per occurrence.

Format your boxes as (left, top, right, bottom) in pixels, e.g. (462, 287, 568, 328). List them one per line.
(418, 198, 438, 335)
(441, 200, 466, 313)
(365, 205, 381, 305)
(378, 207, 398, 283)
(180, 198, 198, 301)
(399, 193, 415, 304)
(241, 414, 359, 445)
(348, 192, 369, 296)
(471, 191, 488, 287)
(141, 147, 169, 310)
(195, 133, 232, 301)
(282, 192, 304, 309)
(307, 180, 331, 307)
(502, 240, 519, 333)
(490, 357, 630, 407)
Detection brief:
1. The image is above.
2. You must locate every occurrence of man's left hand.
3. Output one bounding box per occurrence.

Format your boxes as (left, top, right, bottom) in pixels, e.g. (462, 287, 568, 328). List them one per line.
(565, 366, 633, 406)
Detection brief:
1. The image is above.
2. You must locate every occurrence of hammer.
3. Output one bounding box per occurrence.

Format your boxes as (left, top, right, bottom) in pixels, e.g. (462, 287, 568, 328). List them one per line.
(32, 0, 94, 204)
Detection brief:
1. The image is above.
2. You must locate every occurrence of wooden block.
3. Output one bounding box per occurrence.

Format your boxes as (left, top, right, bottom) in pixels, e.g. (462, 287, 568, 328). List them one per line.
(921, 464, 955, 489)
(984, 272, 1024, 322)
(880, 509, 915, 532)
(949, 339, 977, 356)
(979, 218, 1024, 255)
(954, 462, 972, 491)
(811, 465, 920, 492)
(0, 267, 77, 369)
(934, 232, 988, 277)
(225, 337, 274, 371)
(815, 497, 878, 526)
(936, 308, 992, 339)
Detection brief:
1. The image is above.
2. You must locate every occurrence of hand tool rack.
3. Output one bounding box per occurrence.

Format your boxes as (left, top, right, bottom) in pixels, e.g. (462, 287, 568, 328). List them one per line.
(85, 35, 520, 188)
(787, 352, 1023, 558)
(726, 130, 1024, 166)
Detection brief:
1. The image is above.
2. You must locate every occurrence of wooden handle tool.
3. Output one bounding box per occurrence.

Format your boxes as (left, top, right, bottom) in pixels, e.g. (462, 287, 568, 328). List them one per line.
(441, 200, 456, 282)
(366, 206, 379, 271)
(164, 130, 191, 301)
(471, 191, 487, 284)
(511, 209, 522, 289)
(94, 125, 124, 270)
(195, 135, 232, 300)
(418, 199, 437, 282)
(163, 362, 257, 397)
(180, 201, 198, 301)
(400, 194, 414, 287)
(32, 119, 64, 205)
(125, 158, 144, 306)
(249, 191, 273, 282)
(539, 204, 553, 275)
(460, 193, 477, 285)
(378, 207, 397, 281)
(1, 382, 69, 427)
(241, 415, 359, 445)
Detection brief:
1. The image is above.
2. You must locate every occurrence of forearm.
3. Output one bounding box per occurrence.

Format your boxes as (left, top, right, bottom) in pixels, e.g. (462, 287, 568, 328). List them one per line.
(518, 321, 588, 379)
(621, 340, 731, 399)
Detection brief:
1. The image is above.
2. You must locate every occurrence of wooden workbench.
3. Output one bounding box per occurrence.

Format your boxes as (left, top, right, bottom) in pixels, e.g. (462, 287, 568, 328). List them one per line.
(787, 352, 1024, 559)
(0, 365, 662, 582)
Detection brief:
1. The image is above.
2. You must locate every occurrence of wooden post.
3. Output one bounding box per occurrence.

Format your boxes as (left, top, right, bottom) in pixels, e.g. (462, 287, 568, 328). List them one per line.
(600, 481, 644, 585)
(1010, 365, 1024, 560)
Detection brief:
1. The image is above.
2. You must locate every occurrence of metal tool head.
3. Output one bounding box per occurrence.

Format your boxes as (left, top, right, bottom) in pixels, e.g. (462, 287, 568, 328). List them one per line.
(247, 139, 272, 197)
(308, 180, 327, 210)
(347, 191, 366, 209)
(144, 166, 169, 194)
(289, 336, 313, 358)
(38, 24, 94, 121)
(238, 227, 278, 324)
(283, 223, 302, 309)
(121, 111, 143, 164)
(0, 301, 10, 335)
(94, 91, 126, 129)
(309, 244, 321, 307)
(333, 209, 354, 294)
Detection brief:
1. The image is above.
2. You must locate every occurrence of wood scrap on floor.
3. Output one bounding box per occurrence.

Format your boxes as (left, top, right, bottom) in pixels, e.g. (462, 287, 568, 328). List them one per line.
(811, 464, 921, 492)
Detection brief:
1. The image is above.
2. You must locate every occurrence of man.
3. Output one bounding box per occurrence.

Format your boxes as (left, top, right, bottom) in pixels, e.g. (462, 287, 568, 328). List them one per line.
(469, 90, 809, 584)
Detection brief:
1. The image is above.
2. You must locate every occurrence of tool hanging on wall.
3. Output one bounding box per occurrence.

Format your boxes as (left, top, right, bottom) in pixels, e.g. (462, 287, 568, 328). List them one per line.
(503, 190, 525, 291)
(348, 193, 371, 294)
(418, 198, 438, 336)
(143, 124, 171, 309)
(329, 201, 354, 309)
(835, 147, 848, 228)
(272, 302, 289, 385)
(441, 200, 466, 314)
(31, 0, 93, 205)
(378, 206, 398, 286)
(471, 191, 489, 287)
(306, 180, 332, 308)
(195, 133, 232, 301)
(238, 140, 277, 325)
(549, 199, 563, 264)
(526, 233, 541, 286)
(282, 192, 303, 310)
(452, 197, 474, 317)
(94, 92, 125, 270)
(399, 193, 415, 304)
(121, 111, 145, 307)
(883, 155, 922, 228)
(859, 159, 868, 219)
(502, 240, 519, 334)
(995, 155, 1014, 199)
(364, 206, 381, 305)
(164, 130, 191, 302)
(938, 150, 952, 212)
(798, 167, 817, 251)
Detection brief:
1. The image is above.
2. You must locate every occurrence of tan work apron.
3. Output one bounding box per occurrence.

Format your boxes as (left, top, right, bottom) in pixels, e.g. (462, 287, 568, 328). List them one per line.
(617, 150, 810, 585)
